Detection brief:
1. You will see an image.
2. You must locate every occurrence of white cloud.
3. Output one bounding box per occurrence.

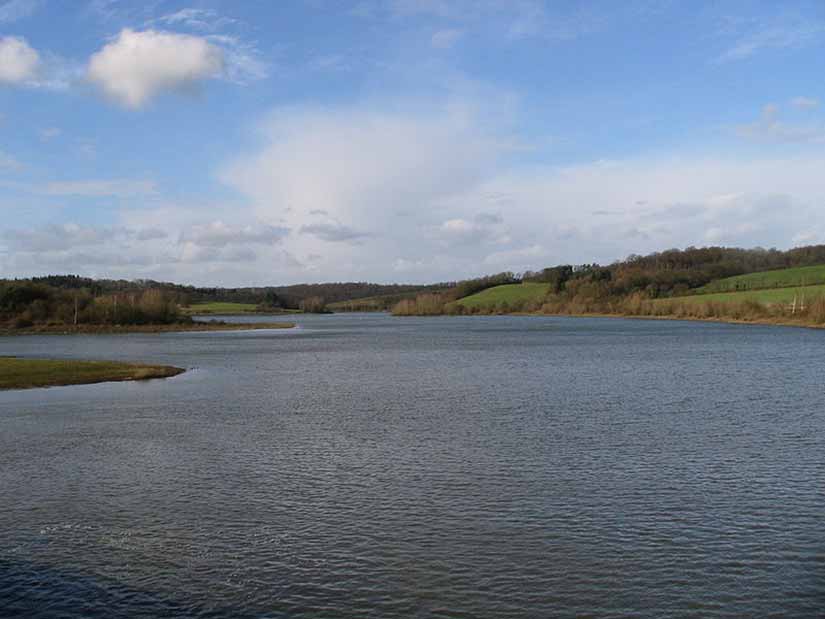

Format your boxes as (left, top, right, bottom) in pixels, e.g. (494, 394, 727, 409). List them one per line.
(484, 244, 544, 266)
(8, 151, 825, 284)
(220, 100, 510, 278)
(438, 213, 508, 245)
(299, 222, 368, 242)
(222, 101, 506, 218)
(0, 35, 39, 84)
(87, 29, 224, 108)
(212, 97, 825, 282)
(3, 223, 116, 252)
(181, 220, 289, 248)
(0, 217, 286, 278)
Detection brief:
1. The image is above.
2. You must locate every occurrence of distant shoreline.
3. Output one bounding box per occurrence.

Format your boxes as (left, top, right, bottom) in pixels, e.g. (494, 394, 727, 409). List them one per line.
(517, 310, 825, 330)
(388, 308, 825, 330)
(0, 321, 296, 336)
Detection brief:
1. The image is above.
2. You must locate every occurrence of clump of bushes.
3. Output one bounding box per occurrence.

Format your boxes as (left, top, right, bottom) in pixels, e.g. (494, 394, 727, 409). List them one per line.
(0, 281, 186, 329)
(299, 296, 328, 313)
(392, 293, 446, 316)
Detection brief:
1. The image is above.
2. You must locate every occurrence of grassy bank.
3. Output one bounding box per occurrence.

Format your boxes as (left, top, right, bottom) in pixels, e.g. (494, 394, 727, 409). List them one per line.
(181, 302, 301, 315)
(670, 284, 825, 306)
(0, 321, 295, 336)
(392, 279, 825, 329)
(451, 283, 552, 311)
(697, 264, 825, 294)
(0, 357, 185, 390)
(182, 301, 259, 314)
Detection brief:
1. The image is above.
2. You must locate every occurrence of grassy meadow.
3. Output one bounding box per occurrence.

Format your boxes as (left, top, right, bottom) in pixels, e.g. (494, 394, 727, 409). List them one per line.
(451, 283, 552, 310)
(0, 357, 185, 390)
(327, 294, 407, 312)
(669, 283, 825, 307)
(182, 302, 261, 314)
(697, 264, 825, 294)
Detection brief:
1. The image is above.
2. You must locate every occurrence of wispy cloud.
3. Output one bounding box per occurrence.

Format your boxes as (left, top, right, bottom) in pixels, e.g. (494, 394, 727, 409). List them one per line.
(431, 28, 463, 48)
(309, 54, 351, 72)
(790, 96, 819, 109)
(42, 179, 157, 197)
(0, 0, 40, 23)
(0, 151, 20, 171)
(717, 15, 825, 62)
(38, 127, 61, 142)
(149, 8, 238, 32)
(299, 222, 369, 243)
(181, 221, 289, 248)
(735, 104, 825, 144)
(355, 0, 605, 42)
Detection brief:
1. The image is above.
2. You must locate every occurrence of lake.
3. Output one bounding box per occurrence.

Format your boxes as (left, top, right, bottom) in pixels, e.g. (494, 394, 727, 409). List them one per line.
(1, 314, 824, 618)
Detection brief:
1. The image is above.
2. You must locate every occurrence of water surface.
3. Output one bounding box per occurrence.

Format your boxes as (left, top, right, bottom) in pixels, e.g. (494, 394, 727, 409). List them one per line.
(1, 314, 824, 617)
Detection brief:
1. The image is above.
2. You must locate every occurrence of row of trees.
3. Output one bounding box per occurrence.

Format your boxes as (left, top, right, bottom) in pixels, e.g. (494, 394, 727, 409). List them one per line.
(30, 276, 437, 310)
(0, 281, 186, 329)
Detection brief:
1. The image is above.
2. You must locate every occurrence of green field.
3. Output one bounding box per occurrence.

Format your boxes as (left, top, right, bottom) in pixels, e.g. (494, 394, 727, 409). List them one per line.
(698, 264, 825, 294)
(183, 302, 261, 314)
(0, 357, 185, 390)
(666, 283, 825, 306)
(452, 283, 552, 310)
(327, 294, 398, 311)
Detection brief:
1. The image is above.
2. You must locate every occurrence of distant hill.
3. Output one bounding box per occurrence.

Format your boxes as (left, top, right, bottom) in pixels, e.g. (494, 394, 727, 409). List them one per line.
(13, 244, 825, 324)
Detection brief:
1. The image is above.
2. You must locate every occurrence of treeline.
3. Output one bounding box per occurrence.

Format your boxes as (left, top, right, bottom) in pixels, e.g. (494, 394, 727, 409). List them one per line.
(522, 246, 825, 299)
(392, 245, 825, 316)
(30, 276, 434, 310)
(0, 281, 187, 329)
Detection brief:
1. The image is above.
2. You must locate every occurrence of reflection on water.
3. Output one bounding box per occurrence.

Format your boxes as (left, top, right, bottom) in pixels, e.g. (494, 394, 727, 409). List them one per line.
(1, 314, 824, 617)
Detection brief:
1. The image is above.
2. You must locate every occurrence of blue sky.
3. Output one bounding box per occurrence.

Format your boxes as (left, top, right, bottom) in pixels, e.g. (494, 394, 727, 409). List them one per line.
(2, 0, 825, 285)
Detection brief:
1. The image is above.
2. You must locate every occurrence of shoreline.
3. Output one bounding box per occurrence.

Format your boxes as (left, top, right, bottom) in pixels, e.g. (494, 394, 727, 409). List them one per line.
(182, 310, 302, 317)
(507, 310, 825, 330)
(0, 322, 296, 336)
(393, 309, 825, 330)
(0, 357, 186, 391)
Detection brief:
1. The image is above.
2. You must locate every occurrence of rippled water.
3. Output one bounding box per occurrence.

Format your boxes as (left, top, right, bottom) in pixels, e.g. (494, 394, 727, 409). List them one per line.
(1, 313, 824, 618)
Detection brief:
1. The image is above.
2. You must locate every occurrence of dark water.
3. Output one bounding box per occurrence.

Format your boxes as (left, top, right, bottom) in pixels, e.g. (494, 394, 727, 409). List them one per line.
(1, 313, 824, 618)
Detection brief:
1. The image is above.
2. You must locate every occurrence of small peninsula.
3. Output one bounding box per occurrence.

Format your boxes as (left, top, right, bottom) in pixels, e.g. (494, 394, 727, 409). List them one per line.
(0, 357, 185, 391)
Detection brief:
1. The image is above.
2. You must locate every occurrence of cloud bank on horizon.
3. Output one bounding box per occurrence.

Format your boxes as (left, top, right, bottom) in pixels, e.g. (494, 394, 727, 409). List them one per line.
(1, 0, 825, 285)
